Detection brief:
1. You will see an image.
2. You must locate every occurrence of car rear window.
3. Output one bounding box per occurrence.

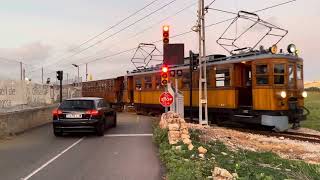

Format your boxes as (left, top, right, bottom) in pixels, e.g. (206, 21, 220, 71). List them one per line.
(59, 100, 95, 110)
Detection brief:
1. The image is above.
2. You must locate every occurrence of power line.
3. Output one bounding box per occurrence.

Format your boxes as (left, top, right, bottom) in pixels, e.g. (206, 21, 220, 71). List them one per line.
(255, 0, 297, 13)
(54, 0, 178, 67)
(28, 0, 160, 73)
(34, 0, 297, 79)
(60, 1, 197, 67)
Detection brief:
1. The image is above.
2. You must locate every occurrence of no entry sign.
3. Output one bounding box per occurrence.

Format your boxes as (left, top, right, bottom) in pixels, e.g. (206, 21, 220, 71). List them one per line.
(159, 92, 174, 107)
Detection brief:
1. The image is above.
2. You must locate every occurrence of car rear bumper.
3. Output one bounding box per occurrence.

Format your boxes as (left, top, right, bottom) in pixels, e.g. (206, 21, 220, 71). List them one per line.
(53, 119, 100, 132)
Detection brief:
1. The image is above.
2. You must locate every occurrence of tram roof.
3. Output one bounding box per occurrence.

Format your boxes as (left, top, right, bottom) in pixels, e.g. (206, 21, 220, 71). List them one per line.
(128, 52, 303, 76)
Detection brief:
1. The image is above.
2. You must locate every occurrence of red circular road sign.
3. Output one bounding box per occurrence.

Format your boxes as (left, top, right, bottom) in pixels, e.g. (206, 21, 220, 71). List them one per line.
(159, 92, 174, 107)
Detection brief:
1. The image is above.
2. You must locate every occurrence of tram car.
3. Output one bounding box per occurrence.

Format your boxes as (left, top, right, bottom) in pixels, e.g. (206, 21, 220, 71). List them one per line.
(123, 44, 309, 131)
(82, 77, 124, 110)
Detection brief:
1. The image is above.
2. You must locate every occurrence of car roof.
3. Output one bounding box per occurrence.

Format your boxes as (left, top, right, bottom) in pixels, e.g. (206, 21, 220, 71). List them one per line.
(65, 97, 103, 101)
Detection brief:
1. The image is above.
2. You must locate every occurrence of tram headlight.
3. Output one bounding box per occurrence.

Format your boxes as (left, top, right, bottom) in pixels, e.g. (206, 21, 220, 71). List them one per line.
(280, 91, 287, 99)
(287, 44, 296, 54)
(302, 91, 308, 98)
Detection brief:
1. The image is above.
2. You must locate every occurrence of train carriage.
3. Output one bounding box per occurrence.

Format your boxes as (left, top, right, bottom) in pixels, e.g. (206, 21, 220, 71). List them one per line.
(82, 77, 124, 109)
(125, 49, 308, 131)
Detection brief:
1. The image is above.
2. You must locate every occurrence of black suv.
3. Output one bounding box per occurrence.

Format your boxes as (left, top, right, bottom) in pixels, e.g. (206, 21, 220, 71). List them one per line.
(52, 97, 117, 136)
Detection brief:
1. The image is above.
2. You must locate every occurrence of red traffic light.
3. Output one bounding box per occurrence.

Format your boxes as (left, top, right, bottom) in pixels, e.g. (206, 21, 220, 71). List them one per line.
(161, 65, 169, 86)
(162, 66, 168, 73)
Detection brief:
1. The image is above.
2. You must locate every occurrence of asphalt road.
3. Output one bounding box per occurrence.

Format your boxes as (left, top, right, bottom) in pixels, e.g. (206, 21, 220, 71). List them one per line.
(0, 113, 162, 180)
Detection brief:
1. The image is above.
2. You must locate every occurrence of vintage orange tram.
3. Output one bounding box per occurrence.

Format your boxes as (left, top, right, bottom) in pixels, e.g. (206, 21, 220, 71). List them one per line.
(119, 45, 308, 131)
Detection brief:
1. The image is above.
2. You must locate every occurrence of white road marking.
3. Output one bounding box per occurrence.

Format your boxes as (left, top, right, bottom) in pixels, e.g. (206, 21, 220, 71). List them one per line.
(104, 134, 153, 137)
(21, 138, 84, 180)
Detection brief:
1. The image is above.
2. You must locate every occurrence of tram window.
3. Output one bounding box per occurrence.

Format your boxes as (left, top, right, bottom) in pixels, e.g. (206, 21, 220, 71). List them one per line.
(135, 79, 142, 90)
(144, 76, 152, 89)
(207, 67, 213, 88)
(297, 64, 302, 80)
(155, 75, 161, 89)
(274, 64, 285, 84)
(288, 64, 295, 86)
(256, 64, 269, 85)
(215, 69, 230, 87)
(182, 72, 190, 89)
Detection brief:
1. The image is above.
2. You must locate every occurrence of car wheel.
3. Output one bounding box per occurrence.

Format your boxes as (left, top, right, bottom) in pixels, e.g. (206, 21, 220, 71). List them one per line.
(112, 113, 117, 128)
(54, 129, 63, 137)
(96, 122, 105, 136)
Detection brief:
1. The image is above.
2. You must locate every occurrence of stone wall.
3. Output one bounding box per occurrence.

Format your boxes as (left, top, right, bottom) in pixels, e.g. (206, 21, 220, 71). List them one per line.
(0, 105, 57, 137)
(0, 80, 81, 113)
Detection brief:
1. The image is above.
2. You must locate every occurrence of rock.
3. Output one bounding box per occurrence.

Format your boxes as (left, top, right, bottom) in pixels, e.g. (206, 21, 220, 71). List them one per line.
(180, 123, 188, 129)
(213, 167, 234, 180)
(178, 118, 185, 123)
(181, 129, 189, 135)
(181, 134, 190, 140)
(169, 139, 179, 145)
(232, 173, 238, 178)
(173, 113, 180, 118)
(199, 153, 205, 159)
(221, 152, 228, 156)
(183, 138, 192, 145)
(168, 131, 180, 139)
(168, 123, 180, 131)
(279, 136, 285, 140)
(175, 146, 182, 151)
(289, 149, 293, 153)
(188, 143, 194, 151)
(198, 146, 208, 154)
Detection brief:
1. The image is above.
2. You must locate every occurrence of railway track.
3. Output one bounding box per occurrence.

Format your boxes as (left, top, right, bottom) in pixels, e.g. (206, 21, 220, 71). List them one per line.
(229, 127, 320, 144)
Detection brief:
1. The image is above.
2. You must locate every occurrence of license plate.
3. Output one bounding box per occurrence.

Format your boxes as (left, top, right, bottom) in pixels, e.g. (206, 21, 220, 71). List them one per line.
(66, 114, 82, 118)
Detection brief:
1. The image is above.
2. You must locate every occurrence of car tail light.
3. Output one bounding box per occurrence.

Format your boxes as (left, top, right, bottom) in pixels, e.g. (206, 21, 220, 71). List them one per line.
(52, 109, 63, 115)
(85, 110, 101, 117)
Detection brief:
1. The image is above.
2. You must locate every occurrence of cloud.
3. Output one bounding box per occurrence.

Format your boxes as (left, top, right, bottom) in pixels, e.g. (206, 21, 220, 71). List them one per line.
(0, 42, 52, 64)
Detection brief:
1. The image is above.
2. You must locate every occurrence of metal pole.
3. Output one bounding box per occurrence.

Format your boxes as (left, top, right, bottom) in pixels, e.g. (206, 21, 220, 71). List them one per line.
(86, 63, 88, 82)
(23, 69, 26, 81)
(77, 67, 80, 84)
(67, 73, 69, 85)
(60, 79, 63, 103)
(198, 0, 208, 125)
(41, 67, 44, 84)
(165, 85, 168, 112)
(20, 62, 23, 80)
(189, 51, 193, 122)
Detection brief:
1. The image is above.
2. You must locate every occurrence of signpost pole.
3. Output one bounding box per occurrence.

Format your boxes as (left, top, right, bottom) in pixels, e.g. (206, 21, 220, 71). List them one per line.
(165, 85, 168, 112)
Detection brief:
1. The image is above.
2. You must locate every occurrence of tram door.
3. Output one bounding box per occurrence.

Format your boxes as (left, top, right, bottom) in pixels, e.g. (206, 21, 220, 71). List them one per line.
(238, 64, 253, 107)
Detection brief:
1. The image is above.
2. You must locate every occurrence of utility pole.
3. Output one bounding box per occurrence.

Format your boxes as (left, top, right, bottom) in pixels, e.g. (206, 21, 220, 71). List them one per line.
(86, 63, 88, 82)
(67, 73, 69, 85)
(198, 0, 208, 125)
(41, 67, 44, 84)
(20, 62, 23, 80)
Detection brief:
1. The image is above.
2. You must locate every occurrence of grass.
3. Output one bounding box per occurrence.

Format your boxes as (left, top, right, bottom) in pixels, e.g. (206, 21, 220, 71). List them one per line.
(153, 124, 320, 180)
(301, 91, 320, 131)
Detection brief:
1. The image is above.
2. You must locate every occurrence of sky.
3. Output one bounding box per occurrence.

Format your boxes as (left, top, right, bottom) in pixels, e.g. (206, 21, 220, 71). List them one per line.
(0, 0, 319, 83)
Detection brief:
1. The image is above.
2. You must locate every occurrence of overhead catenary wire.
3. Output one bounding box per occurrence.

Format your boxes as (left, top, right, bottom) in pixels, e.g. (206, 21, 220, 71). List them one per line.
(34, 0, 298, 80)
(61, 1, 197, 67)
(28, 0, 160, 73)
(34, 0, 178, 72)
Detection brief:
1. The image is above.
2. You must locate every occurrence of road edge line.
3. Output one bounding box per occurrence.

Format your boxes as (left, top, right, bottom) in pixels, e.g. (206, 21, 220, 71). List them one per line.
(21, 137, 84, 180)
(104, 134, 153, 137)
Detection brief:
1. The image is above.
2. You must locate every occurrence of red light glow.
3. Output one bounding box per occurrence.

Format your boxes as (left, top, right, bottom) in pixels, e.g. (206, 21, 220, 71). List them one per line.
(162, 66, 168, 73)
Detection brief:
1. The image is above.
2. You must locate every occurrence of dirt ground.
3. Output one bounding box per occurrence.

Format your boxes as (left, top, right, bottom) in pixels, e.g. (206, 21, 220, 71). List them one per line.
(188, 124, 320, 164)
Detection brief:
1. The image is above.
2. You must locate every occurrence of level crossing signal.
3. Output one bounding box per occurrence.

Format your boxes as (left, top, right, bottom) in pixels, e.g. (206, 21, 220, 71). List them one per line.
(161, 65, 169, 86)
(163, 25, 169, 44)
